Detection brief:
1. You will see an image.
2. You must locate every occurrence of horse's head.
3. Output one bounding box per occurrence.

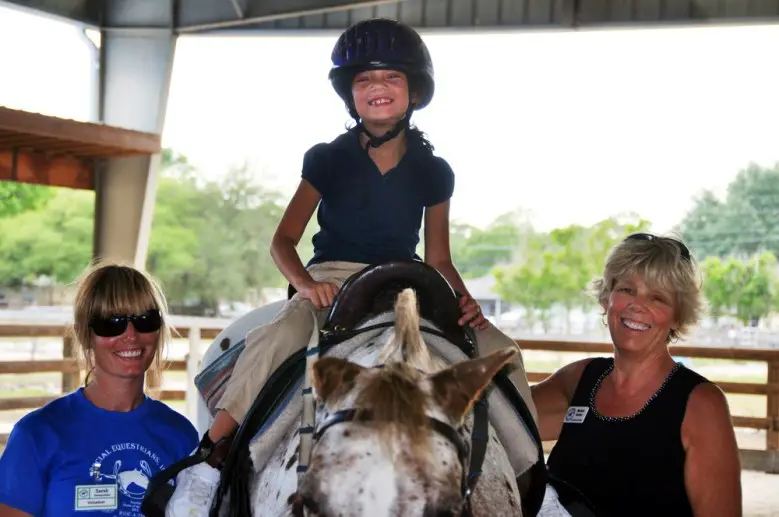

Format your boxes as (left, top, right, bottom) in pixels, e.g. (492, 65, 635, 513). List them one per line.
(299, 288, 518, 517)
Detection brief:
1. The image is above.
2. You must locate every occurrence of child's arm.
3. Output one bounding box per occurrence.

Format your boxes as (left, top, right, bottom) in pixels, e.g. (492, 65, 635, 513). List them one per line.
(271, 179, 338, 308)
(423, 201, 488, 330)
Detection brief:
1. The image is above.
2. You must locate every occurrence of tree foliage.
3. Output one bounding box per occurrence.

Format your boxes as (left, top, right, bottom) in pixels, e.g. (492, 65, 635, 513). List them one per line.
(492, 215, 651, 332)
(700, 252, 779, 325)
(0, 150, 300, 314)
(3, 153, 779, 327)
(0, 188, 94, 287)
(0, 181, 55, 219)
(679, 163, 779, 258)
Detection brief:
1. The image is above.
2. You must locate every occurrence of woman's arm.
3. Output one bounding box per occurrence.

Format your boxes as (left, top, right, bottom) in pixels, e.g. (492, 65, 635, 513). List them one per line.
(682, 383, 742, 517)
(530, 359, 591, 441)
(423, 201, 488, 329)
(0, 505, 33, 517)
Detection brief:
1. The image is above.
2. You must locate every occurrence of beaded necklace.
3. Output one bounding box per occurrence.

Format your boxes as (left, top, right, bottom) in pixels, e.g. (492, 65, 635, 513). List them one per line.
(588, 361, 683, 423)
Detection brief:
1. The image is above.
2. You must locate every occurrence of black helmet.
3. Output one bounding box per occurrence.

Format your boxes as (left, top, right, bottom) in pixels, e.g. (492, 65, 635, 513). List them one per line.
(329, 18, 435, 112)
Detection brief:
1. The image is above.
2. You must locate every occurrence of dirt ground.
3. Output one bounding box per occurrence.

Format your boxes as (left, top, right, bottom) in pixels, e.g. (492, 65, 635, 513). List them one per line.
(742, 469, 779, 517)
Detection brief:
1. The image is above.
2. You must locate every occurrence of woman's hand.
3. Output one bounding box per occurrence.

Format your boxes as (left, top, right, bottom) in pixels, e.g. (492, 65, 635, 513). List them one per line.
(296, 281, 340, 310)
(457, 294, 489, 330)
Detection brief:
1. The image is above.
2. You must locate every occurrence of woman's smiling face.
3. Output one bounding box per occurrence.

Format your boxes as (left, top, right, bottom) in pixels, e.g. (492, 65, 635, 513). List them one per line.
(606, 274, 678, 353)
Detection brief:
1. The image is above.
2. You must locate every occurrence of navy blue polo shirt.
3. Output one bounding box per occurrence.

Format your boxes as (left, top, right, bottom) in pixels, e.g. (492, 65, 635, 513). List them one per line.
(302, 129, 454, 266)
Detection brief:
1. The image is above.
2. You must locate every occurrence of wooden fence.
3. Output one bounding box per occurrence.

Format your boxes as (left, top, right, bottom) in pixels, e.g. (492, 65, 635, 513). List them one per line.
(0, 322, 777, 472)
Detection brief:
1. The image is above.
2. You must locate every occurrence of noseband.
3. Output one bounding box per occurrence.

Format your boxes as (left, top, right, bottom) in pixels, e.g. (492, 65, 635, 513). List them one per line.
(316, 407, 471, 487)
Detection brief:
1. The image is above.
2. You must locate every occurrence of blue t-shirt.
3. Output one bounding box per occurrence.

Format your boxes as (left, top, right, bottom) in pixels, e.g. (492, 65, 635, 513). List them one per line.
(302, 129, 455, 266)
(0, 388, 198, 516)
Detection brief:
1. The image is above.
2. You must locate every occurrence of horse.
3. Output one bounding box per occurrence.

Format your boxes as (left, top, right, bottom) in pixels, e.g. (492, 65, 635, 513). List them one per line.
(146, 261, 547, 516)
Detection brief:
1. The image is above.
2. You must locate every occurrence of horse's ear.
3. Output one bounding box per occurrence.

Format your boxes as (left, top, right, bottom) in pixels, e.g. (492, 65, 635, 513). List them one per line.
(428, 347, 518, 424)
(312, 357, 366, 404)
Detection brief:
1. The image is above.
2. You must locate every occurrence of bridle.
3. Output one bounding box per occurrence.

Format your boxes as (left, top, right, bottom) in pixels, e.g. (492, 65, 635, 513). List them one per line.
(291, 313, 488, 517)
(293, 395, 482, 517)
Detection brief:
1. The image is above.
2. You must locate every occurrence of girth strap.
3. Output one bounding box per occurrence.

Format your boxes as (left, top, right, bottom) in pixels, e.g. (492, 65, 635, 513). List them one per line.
(140, 433, 229, 517)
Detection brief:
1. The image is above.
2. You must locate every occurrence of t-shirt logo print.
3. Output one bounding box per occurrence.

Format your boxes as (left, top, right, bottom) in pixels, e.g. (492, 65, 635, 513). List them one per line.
(87, 441, 167, 514)
(90, 459, 152, 499)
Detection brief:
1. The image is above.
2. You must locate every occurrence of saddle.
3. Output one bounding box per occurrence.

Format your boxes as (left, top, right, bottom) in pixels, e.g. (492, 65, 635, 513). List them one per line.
(320, 260, 471, 353)
(195, 261, 471, 417)
(142, 261, 547, 517)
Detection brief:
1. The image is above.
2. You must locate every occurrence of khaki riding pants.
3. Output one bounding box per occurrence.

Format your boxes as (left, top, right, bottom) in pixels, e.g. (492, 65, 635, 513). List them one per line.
(216, 260, 538, 426)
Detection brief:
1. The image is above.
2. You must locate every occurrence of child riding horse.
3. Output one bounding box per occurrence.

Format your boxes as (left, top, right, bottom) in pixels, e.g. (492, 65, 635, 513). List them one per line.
(166, 18, 538, 517)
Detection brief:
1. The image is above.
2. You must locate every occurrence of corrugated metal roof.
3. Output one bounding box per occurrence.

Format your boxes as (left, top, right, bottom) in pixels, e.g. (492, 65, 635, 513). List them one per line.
(3, 0, 779, 33)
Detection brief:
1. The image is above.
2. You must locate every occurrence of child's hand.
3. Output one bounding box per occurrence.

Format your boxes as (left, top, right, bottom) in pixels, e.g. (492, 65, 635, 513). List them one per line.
(458, 294, 489, 330)
(297, 281, 340, 309)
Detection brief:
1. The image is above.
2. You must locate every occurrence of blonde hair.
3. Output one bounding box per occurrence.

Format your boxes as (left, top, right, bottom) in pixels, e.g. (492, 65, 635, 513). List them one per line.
(589, 234, 704, 342)
(70, 259, 171, 391)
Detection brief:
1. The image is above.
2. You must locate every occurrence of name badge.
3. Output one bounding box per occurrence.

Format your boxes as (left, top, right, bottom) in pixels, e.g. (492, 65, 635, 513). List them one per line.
(563, 406, 589, 424)
(75, 484, 118, 511)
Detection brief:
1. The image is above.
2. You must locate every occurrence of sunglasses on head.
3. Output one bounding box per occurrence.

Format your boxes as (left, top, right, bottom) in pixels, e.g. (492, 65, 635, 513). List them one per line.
(625, 232, 691, 261)
(89, 309, 163, 338)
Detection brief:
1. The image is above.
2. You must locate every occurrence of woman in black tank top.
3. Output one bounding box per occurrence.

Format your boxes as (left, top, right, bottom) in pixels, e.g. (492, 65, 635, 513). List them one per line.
(532, 233, 742, 517)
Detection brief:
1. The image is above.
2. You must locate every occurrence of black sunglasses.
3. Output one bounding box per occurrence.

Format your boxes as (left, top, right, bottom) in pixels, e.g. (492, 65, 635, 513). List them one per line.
(89, 309, 163, 338)
(625, 233, 691, 261)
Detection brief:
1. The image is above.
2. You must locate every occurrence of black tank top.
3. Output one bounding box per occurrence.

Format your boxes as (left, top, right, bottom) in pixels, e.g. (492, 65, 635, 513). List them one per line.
(546, 357, 707, 517)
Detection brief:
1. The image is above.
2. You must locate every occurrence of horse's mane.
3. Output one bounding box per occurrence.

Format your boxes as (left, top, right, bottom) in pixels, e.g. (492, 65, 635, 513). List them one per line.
(379, 288, 434, 371)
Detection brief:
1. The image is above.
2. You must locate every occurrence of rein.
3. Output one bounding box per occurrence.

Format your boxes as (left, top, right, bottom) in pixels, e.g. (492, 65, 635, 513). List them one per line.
(294, 314, 487, 516)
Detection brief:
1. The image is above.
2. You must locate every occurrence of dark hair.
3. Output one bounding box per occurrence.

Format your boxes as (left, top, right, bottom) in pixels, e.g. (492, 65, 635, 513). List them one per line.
(407, 126, 434, 153)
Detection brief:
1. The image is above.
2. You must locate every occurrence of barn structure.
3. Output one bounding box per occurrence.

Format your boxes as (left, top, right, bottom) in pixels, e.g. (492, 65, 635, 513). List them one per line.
(1, 0, 779, 266)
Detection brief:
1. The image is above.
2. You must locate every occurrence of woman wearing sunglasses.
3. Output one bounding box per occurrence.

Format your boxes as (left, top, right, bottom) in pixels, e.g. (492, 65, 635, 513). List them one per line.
(0, 262, 199, 517)
(533, 233, 742, 517)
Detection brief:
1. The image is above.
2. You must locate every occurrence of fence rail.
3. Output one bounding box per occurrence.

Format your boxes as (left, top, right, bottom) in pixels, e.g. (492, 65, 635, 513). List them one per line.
(0, 322, 777, 472)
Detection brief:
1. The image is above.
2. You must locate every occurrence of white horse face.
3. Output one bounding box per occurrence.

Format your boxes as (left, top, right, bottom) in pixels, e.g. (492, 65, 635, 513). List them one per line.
(298, 347, 518, 517)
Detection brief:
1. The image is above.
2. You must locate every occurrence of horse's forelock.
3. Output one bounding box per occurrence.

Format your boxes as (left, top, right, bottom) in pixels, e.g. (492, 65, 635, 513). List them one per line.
(354, 363, 434, 469)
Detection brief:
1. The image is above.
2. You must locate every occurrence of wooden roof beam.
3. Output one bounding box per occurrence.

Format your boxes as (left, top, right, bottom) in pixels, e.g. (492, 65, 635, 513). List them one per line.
(0, 107, 161, 158)
(0, 149, 94, 190)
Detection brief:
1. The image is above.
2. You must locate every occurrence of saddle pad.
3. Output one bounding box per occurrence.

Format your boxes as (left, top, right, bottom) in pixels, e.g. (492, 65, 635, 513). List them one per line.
(194, 340, 244, 416)
(241, 311, 539, 483)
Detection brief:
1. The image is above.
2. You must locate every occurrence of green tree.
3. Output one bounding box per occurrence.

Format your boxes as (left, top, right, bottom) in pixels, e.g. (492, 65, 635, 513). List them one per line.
(700, 252, 779, 325)
(449, 210, 533, 279)
(0, 181, 55, 218)
(700, 256, 737, 323)
(0, 188, 94, 286)
(492, 215, 651, 333)
(147, 159, 292, 314)
(736, 252, 779, 325)
(679, 163, 779, 259)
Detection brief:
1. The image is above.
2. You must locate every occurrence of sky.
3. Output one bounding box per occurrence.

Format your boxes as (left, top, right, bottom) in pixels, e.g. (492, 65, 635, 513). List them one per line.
(1, 5, 779, 233)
